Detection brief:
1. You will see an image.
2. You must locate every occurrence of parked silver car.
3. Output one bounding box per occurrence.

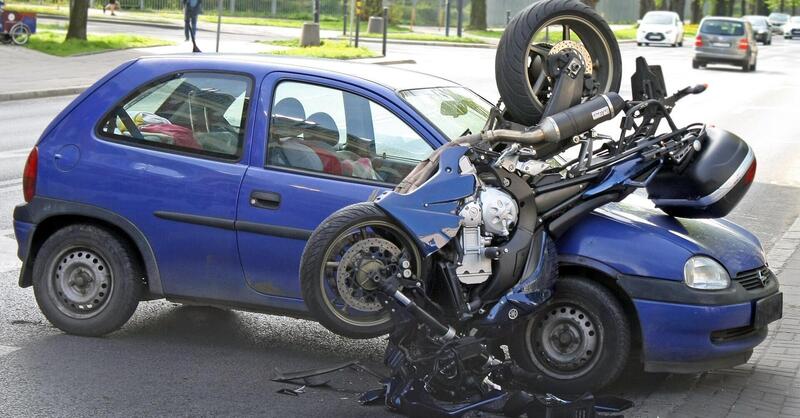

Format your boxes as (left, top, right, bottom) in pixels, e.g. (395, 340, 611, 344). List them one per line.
(743, 15, 773, 44)
(693, 17, 758, 72)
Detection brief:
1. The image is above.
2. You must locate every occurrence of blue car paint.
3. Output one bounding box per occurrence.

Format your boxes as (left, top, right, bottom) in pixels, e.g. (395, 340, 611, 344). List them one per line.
(15, 56, 773, 370)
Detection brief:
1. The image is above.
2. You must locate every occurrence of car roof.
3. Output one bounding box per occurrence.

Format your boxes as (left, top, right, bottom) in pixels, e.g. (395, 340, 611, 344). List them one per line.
(701, 16, 746, 22)
(644, 10, 678, 15)
(137, 54, 461, 92)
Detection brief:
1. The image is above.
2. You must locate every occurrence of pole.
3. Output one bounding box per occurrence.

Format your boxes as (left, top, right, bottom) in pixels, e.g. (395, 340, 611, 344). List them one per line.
(215, 0, 222, 52)
(382, 7, 388, 56)
(314, 0, 320, 23)
(506, 10, 511, 25)
(343, 0, 348, 35)
(355, 0, 361, 47)
(456, 0, 463, 37)
(444, 0, 450, 36)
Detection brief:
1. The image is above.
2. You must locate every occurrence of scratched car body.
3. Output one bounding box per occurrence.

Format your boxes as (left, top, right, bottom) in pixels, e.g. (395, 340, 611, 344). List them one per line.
(13, 55, 780, 389)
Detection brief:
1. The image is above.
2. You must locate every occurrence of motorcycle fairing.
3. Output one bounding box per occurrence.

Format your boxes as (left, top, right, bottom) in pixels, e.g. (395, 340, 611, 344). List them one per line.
(375, 146, 476, 256)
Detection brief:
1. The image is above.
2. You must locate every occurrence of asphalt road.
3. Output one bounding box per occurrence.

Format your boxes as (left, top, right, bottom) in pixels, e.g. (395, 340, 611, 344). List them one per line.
(1, 38, 799, 417)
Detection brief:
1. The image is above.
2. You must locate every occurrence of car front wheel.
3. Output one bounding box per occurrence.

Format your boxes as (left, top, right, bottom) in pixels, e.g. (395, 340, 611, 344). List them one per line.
(510, 276, 631, 394)
(33, 224, 143, 337)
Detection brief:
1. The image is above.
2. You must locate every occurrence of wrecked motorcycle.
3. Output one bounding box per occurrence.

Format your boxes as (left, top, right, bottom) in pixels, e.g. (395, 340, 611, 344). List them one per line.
(299, 0, 756, 416)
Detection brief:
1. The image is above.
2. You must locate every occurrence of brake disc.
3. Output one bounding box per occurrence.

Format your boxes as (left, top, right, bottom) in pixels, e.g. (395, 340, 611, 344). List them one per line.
(548, 40, 593, 74)
(336, 238, 402, 312)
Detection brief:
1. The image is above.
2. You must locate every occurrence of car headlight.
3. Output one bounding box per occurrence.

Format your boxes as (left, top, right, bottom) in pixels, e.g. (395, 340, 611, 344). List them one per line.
(684, 256, 730, 290)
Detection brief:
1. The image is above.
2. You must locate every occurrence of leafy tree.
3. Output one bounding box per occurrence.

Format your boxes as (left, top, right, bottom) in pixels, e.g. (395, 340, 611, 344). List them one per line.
(66, 0, 89, 40)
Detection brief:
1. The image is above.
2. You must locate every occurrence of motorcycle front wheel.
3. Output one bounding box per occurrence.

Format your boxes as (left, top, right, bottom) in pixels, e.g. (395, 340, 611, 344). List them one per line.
(300, 202, 425, 339)
(496, 0, 622, 125)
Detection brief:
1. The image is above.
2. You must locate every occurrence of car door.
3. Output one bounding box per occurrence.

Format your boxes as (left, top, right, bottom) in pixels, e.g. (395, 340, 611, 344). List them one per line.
(235, 73, 439, 300)
(96, 71, 253, 299)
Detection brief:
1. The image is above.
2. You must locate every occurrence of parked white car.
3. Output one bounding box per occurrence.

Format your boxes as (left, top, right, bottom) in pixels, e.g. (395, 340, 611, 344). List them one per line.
(784, 16, 800, 39)
(638, 11, 685, 47)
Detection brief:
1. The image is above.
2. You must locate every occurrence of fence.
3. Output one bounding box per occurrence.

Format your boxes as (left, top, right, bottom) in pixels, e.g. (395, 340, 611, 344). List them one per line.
(15, 0, 649, 27)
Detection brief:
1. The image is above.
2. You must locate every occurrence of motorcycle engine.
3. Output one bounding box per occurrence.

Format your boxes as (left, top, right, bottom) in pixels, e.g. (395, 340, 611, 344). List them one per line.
(456, 187, 518, 284)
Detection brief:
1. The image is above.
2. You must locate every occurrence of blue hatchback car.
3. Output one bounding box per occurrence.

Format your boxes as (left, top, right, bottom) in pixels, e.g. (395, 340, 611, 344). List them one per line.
(13, 55, 781, 392)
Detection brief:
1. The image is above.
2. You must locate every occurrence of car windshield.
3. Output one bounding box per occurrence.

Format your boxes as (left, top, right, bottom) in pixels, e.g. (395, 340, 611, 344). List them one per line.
(642, 13, 674, 25)
(701, 20, 745, 36)
(744, 16, 767, 27)
(769, 13, 789, 23)
(399, 87, 493, 140)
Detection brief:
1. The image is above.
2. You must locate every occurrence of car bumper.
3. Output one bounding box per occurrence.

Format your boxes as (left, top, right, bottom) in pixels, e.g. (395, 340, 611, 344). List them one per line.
(619, 274, 781, 373)
(694, 50, 748, 64)
(13, 219, 36, 287)
(637, 32, 680, 44)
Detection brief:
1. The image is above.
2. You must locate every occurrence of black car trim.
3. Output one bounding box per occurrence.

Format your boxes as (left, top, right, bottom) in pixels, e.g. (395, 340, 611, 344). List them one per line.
(616, 273, 779, 306)
(152, 211, 312, 240)
(14, 196, 164, 297)
(236, 220, 312, 240)
(153, 211, 236, 230)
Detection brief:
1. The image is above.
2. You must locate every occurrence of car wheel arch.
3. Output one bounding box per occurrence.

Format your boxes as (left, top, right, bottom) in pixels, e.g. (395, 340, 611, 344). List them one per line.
(17, 201, 163, 299)
(558, 263, 644, 355)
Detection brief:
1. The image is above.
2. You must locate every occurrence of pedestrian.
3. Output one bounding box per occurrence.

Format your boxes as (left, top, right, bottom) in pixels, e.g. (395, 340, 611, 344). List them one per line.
(182, 0, 202, 43)
(103, 0, 119, 16)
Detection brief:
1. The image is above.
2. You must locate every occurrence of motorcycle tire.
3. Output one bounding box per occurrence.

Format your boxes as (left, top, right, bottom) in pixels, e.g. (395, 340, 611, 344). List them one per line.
(496, 0, 622, 126)
(510, 275, 631, 394)
(300, 202, 426, 339)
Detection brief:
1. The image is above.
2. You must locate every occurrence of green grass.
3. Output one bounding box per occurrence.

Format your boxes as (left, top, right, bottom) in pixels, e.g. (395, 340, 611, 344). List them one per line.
(262, 39, 378, 59)
(613, 26, 638, 40)
(359, 32, 485, 44)
(26, 30, 172, 57)
(467, 29, 504, 39)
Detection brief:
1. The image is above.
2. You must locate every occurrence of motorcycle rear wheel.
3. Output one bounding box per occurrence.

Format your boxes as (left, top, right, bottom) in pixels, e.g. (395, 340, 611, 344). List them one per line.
(496, 0, 622, 125)
(300, 202, 425, 339)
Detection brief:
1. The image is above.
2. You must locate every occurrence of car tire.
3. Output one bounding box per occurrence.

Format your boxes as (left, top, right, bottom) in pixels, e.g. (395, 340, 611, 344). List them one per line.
(32, 224, 143, 337)
(692, 59, 700, 69)
(742, 59, 751, 72)
(678, 40, 683, 47)
(637, 42, 642, 46)
(752, 60, 757, 72)
(644, 42, 649, 46)
(510, 276, 631, 394)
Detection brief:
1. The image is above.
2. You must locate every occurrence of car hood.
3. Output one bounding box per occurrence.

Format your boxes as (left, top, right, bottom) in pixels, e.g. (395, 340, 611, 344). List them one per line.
(597, 195, 766, 277)
(640, 23, 677, 32)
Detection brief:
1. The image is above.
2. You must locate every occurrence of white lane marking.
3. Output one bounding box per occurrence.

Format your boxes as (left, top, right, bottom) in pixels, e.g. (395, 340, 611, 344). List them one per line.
(768, 215, 800, 274)
(0, 184, 22, 194)
(0, 235, 21, 273)
(0, 345, 21, 357)
(0, 178, 22, 187)
(0, 148, 30, 160)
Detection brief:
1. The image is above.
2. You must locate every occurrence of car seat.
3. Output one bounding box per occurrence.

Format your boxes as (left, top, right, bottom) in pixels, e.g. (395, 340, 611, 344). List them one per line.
(304, 112, 343, 175)
(268, 98, 323, 172)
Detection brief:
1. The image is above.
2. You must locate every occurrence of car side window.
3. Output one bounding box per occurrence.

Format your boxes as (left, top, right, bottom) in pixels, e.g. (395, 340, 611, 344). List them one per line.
(267, 81, 433, 185)
(99, 72, 251, 159)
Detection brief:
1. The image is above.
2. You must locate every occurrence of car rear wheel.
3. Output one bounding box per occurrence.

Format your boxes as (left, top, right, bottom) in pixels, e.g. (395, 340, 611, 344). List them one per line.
(692, 59, 700, 69)
(33, 224, 143, 337)
(510, 276, 631, 394)
(742, 59, 751, 72)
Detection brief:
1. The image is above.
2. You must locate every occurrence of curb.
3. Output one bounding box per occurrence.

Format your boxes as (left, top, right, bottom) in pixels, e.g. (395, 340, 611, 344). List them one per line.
(0, 86, 88, 102)
(345, 37, 495, 49)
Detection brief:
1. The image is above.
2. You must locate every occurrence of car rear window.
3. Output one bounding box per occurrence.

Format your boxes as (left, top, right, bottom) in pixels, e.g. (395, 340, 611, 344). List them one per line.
(98, 72, 252, 160)
(700, 20, 745, 36)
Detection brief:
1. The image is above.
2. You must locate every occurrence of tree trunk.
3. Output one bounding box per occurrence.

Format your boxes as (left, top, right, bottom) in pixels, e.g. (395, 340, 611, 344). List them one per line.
(727, 0, 734, 15)
(640, 0, 655, 18)
(673, 0, 686, 20)
(468, 0, 486, 30)
(691, 0, 702, 23)
(66, 0, 89, 41)
(715, 0, 726, 15)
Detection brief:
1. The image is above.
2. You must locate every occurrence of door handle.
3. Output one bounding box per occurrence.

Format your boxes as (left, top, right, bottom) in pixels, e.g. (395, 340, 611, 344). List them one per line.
(250, 191, 281, 209)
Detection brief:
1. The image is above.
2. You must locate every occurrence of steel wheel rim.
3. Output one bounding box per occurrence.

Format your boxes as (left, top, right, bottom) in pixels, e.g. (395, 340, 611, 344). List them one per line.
(48, 247, 114, 319)
(524, 302, 603, 379)
(523, 15, 616, 112)
(10, 24, 30, 45)
(319, 220, 422, 329)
